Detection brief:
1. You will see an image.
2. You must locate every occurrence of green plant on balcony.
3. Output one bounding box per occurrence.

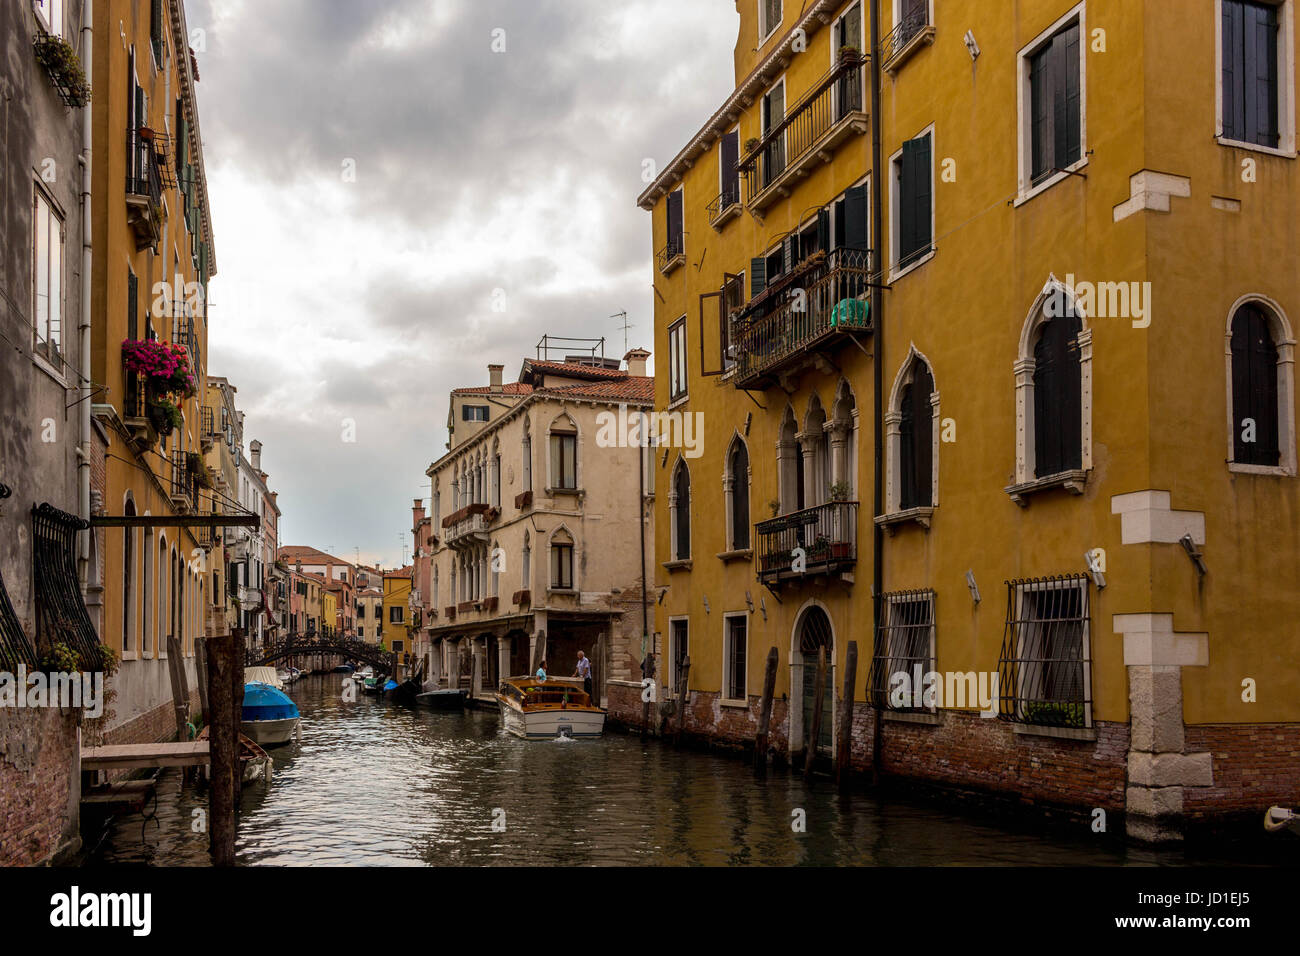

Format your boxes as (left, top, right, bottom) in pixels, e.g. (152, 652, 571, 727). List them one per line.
(1024, 700, 1084, 728)
(147, 398, 183, 438)
(768, 499, 780, 517)
(33, 32, 92, 108)
(828, 481, 852, 502)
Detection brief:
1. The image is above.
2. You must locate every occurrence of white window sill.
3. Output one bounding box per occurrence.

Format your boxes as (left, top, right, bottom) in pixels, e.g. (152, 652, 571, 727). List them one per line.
(882, 710, 942, 725)
(1005, 469, 1088, 507)
(875, 506, 934, 532)
(1215, 135, 1297, 160)
(662, 559, 693, 572)
(547, 587, 577, 596)
(882, 24, 936, 75)
(665, 393, 689, 412)
(1014, 157, 1090, 208)
(32, 350, 69, 387)
(1012, 722, 1096, 741)
(659, 253, 685, 276)
(716, 548, 753, 563)
(1228, 462, 1295, 477)
(719, 697, 749, 710)
(887, 248, 935, 284)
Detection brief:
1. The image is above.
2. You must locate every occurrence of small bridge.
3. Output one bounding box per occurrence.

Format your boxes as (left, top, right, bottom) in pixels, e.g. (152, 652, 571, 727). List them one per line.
(247, 634, 397, 675)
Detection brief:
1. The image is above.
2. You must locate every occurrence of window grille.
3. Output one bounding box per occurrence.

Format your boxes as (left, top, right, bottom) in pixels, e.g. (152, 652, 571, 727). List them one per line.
(996, 575, 1092, 728)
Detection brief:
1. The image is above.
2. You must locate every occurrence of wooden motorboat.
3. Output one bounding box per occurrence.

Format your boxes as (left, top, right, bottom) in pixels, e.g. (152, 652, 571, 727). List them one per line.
(240, 682, 301, 747)
(198, 727, 273, 783)
(415, 688, 468, 710)
(496, 676, 605, 739)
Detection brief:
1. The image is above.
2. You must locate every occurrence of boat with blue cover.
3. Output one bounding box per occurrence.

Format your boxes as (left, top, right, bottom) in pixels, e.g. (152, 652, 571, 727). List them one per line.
(241, 682, 301, 746)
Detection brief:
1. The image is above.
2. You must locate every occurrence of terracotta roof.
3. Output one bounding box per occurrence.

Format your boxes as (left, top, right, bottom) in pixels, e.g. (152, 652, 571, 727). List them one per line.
(522, 359, 627, 382)
(452, 382, 533, 396)
(540, 377, 654, 402)
(279, 545, 353, 567)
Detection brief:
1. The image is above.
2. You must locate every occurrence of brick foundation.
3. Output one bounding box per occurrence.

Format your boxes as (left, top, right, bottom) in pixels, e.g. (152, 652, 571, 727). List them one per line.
(0, 707, 81, 866)
(1184, 724, 1300, 824)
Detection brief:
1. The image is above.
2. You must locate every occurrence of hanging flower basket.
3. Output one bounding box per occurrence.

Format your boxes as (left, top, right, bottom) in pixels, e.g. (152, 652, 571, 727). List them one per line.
(148, 398, 183, 437)
(33, 32, 92, 108)
(122, 339, 194, 396)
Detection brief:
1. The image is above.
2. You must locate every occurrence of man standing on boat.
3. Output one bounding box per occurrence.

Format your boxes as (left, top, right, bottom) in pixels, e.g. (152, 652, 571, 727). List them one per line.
(536, 660, 548, 681)
(574, 651, 593, 701)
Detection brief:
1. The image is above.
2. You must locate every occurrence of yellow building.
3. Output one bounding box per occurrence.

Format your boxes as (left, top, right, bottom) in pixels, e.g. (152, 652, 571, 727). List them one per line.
(382, 571, 413, 671)
(357, 588, 384, 644)
(321, 589, 338, 640)
(90, 0, 216, 743)
(632, 0, 1300, 841)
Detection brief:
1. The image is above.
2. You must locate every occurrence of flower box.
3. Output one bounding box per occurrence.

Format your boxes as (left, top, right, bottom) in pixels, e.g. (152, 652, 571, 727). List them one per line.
(482, 596, 498, 612)
(444, 606, 457, 620)
(514, 490, 533, 510)
(512, 589, 531, 607)
(32, 32, 91, 108)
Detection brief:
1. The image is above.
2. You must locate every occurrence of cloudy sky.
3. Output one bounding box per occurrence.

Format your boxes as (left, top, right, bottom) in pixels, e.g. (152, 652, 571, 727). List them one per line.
(187, 0, 737, 568)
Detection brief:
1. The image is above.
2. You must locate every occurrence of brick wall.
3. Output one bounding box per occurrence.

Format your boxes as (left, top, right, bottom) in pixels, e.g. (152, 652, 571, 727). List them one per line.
(1184, 724, 1300, 820)
(0, 707, 80, 866)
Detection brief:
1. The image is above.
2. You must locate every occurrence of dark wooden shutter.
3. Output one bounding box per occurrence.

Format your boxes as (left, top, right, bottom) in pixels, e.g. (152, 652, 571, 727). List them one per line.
(899, 383, 918, 509)
(900, 134, 931, 266)
(674, 464, 691, 560)
(732, 443, 750, 550)
(666, 189, 683, 256)
(816, 208, 830, 254)
(127, 271, 138, 340)
(1033, 309, 1083, 477)
(751, 256, 767, 298)
(721, 131, 739, 205)
(1250, 1, 1280, 147)
(912, 362, 934, 507)
(1030, 43, 1054, 181)
(1232, 305, 1280, 465)
(1223, 1, 1244, 141)
(699, 290, 725, 376)
(783, 234, 796, 272)
(844, 184, 869, 252)
(1053, 23, 1082, 171)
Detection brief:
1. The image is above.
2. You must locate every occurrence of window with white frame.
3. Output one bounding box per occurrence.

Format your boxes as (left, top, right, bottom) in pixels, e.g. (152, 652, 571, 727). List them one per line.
(761, 79, 786, 186)
(998, 576, 1091, 728)
(759, 0, 783, 44)
(668, 317, 688, 401)
(34, 0, 64, 36)
(550, 531, 574, 590)
(723, 614, 747, 701)
(725, 437, 750, 551)
(1017, 6, 1086, 199)
(549, 418, 577, 489)
(32, 188, 64, 363)
(1219, 0, 1294, 152)
(670, 458, 691, 560)
(885, 350, 938, 514)
(1226, 296, 1297, 474)
(890, 129, 933, 274)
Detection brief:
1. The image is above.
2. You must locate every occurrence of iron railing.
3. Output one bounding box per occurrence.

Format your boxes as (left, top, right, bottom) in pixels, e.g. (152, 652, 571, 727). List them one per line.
(739, 54, 865, 201)
(706, 185, 741, 224)
(869, 589, 936, 710)
(656, 236, 684, 271)
(0, 483, 39, 672)
(125, 129, 164, 205)
(755, 501, 858, 584)
(32, 503, 103, 671)
(733, 248, 872, 388)
(200, 405, 216, 442)
(170, 457, 194, 509)
(882, 8, 931, 63)
(996, 576, 1092, 728)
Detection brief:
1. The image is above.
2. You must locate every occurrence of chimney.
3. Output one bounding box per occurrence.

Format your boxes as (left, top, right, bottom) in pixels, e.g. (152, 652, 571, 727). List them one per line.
(412, 498, 425, 530)
(250, 439, 262, 472)
(488, 364, 504, 393)
(624, 348, 650, 378)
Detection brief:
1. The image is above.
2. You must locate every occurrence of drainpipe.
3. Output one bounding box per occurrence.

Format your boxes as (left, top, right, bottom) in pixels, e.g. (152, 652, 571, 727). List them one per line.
(77, 0, 94, 584)
(868, 0, 885, 784)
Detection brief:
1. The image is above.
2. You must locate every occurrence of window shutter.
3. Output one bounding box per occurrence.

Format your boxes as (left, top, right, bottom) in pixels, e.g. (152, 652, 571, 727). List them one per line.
(1232, 306, 1280, 464)
(732, 444, 750, 550)
(1223, 1, 1243, 141)
(912, 363, 934, 507)
(721, 131, 739, 205)
(127, 271, 138, 340)
(1249, 2, 1280, 147)
(666, 189, 683, 255)
(1033, 310, 1083, 477)
(844, 185, 868, 252)
(782, 234, 795, 271)
(899, 383, 918, 510)
(900, 135, 930, 265)
(750, 256, 767, 297)
(1053, 24, 1082, 171)
(816, 208, 830, 253)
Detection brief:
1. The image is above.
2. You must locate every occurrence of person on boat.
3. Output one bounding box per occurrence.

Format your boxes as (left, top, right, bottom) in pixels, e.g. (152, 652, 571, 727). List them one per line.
(536, 660, 548, 682)
(573, 651, 593, 700)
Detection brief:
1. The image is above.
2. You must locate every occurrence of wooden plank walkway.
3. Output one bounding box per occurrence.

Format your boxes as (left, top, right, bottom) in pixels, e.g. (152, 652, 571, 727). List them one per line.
(82, 778, 157, 810)
(80, 741, 210, 771)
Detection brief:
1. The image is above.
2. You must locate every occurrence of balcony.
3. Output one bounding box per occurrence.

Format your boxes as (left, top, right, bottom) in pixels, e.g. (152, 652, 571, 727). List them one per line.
(445, 511, 490, 549)
(200, 405, 217, 449)
(732, 248, 872, 390)
(125, 128, 171, 251)
(881, 10, 936, 74)
(755, 501, 858, 586)
(738, 53, 867, 213)
(656, 236, 685, 275)
(122, 371, 158, 451)
(706, 186, 742, 230)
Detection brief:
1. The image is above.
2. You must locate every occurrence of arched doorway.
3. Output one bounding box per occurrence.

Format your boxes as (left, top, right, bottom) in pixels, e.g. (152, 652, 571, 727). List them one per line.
(797, 606, 834, 754)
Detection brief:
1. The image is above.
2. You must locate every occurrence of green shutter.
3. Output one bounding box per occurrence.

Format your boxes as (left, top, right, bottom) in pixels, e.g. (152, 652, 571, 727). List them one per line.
(750, 256, 766, 298)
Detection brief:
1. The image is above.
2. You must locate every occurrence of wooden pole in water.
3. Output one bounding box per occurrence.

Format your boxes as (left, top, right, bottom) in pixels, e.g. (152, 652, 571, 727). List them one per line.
(835, 641, 858, 788)
(805, 645, 827, 781)
(754, 647, 778, 774)
(195, 636, 210, 726)
(165, 635, 189, 741)
(673, 655, 691, 747)
(206, 633, 236, 866)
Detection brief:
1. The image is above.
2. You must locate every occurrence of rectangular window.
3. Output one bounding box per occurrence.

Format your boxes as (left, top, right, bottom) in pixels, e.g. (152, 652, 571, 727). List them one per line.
(461, 404, 489, 422)
(719, 129, 740, 208)
(150, 0, 164, 65)
(1028, 18, 1082, 185)
(550, 432, 577, 488)
(997, 577, 1091, 728)
(761, 81, 786, 186)
(33, 190, 63, 363)
(724, 615, 747, 701)
(1222, 0, 1282, 147)
(550, 544, 573, 589)
(35, 0, 64, 36)
(389, 606, 404, 624)
(665, 187, 683, 257)
(668, 317, 688, 401)
(869, 591, 936, 711)
(392, 639, 404, 653)
(893, 131, 933, 270)
(669, 619, 689, 692)
(760, 0, 783, 42)
(722, 272, 745, 369)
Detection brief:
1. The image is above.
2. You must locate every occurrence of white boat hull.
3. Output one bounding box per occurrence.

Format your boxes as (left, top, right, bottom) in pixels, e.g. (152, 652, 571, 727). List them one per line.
(240, 716, 299, 747)
(498, 700, 605, 739)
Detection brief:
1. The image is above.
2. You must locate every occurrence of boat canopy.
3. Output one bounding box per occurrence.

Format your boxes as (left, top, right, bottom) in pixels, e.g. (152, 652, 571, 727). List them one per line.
(242, 682, 300, 721)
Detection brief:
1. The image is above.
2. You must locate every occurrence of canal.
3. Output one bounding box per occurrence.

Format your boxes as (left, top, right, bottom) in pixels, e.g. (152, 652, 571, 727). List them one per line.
(85, 675, 1271, 866)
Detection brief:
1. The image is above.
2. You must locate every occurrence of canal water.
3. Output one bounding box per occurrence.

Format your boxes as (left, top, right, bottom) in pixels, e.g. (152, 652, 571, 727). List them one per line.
(85, 675, 1272, 866)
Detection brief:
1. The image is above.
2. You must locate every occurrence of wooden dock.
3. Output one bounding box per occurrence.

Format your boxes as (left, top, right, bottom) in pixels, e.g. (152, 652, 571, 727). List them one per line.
(80, 741, 210, 772)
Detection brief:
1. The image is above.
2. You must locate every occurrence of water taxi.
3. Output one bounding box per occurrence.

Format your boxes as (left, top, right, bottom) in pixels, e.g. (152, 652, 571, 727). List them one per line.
(496, 676, 605, 739)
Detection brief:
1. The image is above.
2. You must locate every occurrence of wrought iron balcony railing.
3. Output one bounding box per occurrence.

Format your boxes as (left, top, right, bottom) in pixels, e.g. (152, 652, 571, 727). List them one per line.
(882, 9, 932, 65)
(706, 185, 741, 228)
(738, 54, 866, 211)
(755, 501, 858, 585)
(656, 236, 685, 273)
(170, 457, 194, 511)
(732, 248, 872, 389)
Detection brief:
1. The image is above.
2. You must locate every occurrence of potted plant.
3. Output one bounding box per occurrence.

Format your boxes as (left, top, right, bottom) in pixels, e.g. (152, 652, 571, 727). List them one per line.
(32, 32, 92, 108)
(768, 499, 780, 517)
(148, 397, 183, 437)
(838, 44, 859, 62)
(744, 137, 760, 156)
(828, 480, 852, 502)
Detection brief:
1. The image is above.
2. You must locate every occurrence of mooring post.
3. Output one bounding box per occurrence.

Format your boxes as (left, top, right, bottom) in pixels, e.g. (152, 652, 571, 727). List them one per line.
(754, 647, 779, 774)
(673, 655, 691, 748)
(207, 633, 236, 866)
(835, 641, 858, 788)
(805, 645, 827, 781)
(165, 635, 189, 742)
(196, 636, 210, 726)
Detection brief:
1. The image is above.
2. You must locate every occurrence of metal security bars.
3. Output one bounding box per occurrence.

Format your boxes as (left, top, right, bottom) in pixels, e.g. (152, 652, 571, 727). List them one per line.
(0, 483, 39, 672)
(32, 503, 104, 672)
(996, 575, 1092, 728)
(869, 589, 936, 711)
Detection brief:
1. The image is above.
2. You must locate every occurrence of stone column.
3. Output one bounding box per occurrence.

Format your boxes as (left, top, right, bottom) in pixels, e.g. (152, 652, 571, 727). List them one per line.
(776, 439, 796, 513)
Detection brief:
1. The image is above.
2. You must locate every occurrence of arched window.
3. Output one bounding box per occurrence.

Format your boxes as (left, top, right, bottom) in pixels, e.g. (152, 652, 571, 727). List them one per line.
(491, 540, 500, 596)
(725, 438, 750, 551)
(1231, 302, 1280, 466)
(670, 459, 691, 560)
(123, 498, 136, 654)
(802, 395, 828, 506)
(549, 415, 578, 489)
(899, 360, 934, 509)
(777, 406, 799, 514)
(1011, 277, 1093, 502)
(491, 440, 501, 508)
(550, 528, 575, 590)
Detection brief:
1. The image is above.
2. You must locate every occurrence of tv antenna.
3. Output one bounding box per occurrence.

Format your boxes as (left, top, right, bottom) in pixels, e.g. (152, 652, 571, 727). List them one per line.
(612, 311, 632, 353)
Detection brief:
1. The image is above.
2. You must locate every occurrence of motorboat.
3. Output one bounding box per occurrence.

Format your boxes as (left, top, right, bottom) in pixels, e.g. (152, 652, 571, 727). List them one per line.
(287, 666, 302, 683)
(275, 667, 293, 686)
(247, 666, 284, 690)
(496, 676, 605, 739)
(240, 682, 301, 747)
(415, 688, 468, 710)
(332, 663, 355, 673)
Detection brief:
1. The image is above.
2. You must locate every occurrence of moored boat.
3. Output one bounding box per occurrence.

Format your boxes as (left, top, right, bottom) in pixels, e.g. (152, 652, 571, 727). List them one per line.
(415, 688, 468, 710)
(241, 682, 301, 747)
(496, 676, 605, 739)
(247, 666, 285, 690)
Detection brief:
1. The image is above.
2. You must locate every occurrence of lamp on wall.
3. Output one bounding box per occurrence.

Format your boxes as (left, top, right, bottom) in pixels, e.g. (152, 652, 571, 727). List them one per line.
(1180, 534, 1208, 577)
(1084, 551, 1107, 590)
(965, 569, 981, 604)
(963, 30, 980, 61)
(745, 590, 754, 613)
(703, 595, 710, 614)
